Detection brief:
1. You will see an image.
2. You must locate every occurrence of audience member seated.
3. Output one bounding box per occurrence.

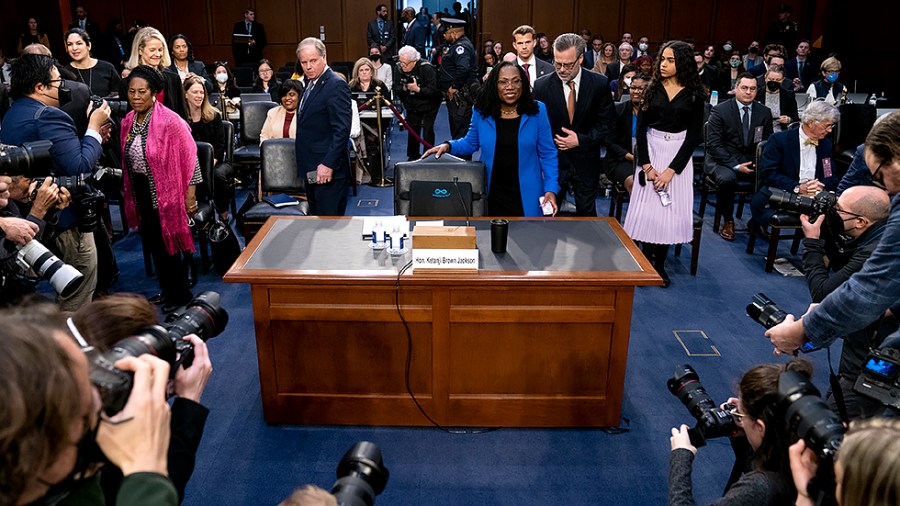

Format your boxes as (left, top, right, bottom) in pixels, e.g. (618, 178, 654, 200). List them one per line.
(610, 63, 637, 102)
(535, 33, 553, 63)
(670, 359, 810, 505)
(185, 75, 233, 219)
(749, 43, 786, 78)
(17, 17, 50, 55)
(64, 28, 121, 98)
(791, 418, 900, 506)
(211, 61, 242, 117)
(593, 42, 617, 77)
(806, 56, 844, 106)
(634, 54, 653, 76)
(367, 45, 393, 91)
(706, 73, 774, 241)
(480, 50, 497, 82)
(751, 100, 840, 227)
(604, 43, 633, 82)
(694, 51, 718, 96)
(121, 65, 201, 313)
(604, 73, 650, 195)
(252, 58, 282, 102)
(260, 79, 302, 144)
(120, 26, 188, 119)
(350, 57, 392, 182)
(423, 61, 559, 217)
(722, 51, 746, 94)
(71, 293, 213, 504)
(756, 64, 799, 133)
(743, 41, 764, 73)
(168, 33, 212, 92)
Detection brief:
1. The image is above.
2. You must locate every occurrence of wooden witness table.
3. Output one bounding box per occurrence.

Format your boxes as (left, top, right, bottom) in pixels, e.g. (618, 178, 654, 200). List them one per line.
(224, 216, 662, 427)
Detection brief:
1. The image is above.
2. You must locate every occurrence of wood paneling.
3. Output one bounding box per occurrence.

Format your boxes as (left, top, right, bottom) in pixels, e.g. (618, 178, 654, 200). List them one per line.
(255, 0, 298, 44)
(300, 0, 342, 42)
(477, 0, 521, 48)
(167, 0, 210, 46)
(712, 0, 762, 46)
(621, 0, 667, 44)
(667, 0, 714, 43)
(532, 0, 575, 44)
(122, 2, 167, 36)
(576, 0, 621, 43)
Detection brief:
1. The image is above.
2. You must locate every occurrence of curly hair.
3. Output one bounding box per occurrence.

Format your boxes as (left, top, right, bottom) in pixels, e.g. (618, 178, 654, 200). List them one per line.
(127, 64, 165, 93)
(641, 40, 707, 112)
(473, 61, 539, 119)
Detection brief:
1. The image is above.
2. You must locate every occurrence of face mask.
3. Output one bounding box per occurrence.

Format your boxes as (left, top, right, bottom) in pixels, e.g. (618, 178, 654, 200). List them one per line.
(369, 53, 381, 62)
(623, 77, 632, 87)
(44, 81, 73, 107)
(825, 72, 839, 83)
(216, 73, 228, 84)
(638, 43, 648, 52)
(723, 44, 732, 52)
(766, 81, 781, 92)
(729, 60, 740, 68)
(749, 46, 758, 54)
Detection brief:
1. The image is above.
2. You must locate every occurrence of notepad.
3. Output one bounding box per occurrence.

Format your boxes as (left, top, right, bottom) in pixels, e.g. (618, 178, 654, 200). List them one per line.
(262, 194, 299, 208)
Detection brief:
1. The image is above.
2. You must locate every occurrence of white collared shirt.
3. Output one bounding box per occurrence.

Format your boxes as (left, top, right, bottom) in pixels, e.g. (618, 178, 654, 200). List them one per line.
(561, 68, 583, 104)
(798, 126, 817, 182)
(517, 56, 537, 88)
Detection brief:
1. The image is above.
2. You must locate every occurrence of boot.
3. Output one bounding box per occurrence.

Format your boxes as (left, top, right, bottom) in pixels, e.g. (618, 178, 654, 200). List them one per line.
(653, 244, 671, 288)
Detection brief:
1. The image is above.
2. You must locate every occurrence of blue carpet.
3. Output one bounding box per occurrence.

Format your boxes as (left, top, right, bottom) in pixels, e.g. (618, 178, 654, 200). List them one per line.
(102, 105, 836, 505)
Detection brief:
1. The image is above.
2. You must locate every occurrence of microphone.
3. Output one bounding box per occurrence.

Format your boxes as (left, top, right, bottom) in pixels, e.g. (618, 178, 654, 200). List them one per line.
(453, 176, 470, 227)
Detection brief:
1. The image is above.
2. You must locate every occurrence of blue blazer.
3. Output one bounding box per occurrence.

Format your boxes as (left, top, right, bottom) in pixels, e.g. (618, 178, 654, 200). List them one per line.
(401, 19, 428, 56)
(295, 68, 351, 179)
(448, 101, 560, 216)
(751, 127, 836, 224)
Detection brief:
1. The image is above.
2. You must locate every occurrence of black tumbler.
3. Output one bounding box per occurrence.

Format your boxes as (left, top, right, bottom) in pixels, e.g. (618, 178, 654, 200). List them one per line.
(491, 219, 509, 254)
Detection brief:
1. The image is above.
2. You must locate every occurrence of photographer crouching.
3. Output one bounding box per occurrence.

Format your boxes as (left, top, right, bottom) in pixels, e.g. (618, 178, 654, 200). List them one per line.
(394, 45, 442, 161)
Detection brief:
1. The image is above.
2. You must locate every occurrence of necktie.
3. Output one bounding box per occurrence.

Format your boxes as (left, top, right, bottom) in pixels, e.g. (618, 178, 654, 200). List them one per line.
(300, 80, 315, 111)
(742, 105, 751, 145)
(247, 22, 252, 34)
(799, 61, 805, 75)
(567, 80, 576, 124)
(522, 63, 530, 80)
(378, 19, 384, 34)
(804, 138, 819, 147)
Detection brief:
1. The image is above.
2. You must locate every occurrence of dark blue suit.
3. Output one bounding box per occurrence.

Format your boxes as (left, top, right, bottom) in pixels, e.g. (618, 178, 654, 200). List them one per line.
(751, 128, 837, 224)
(401, 18, 428, 56)
(296, 68, 352, 216)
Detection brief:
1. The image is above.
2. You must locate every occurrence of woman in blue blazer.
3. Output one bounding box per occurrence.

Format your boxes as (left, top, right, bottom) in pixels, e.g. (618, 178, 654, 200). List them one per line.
(424, 61, 559, 216)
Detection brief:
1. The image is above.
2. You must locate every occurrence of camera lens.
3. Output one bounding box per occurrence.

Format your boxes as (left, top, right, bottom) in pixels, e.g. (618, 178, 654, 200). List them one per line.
(331, 442, 389, 506)
(165, 291, 229, 341)
(777, 371, 846, 460)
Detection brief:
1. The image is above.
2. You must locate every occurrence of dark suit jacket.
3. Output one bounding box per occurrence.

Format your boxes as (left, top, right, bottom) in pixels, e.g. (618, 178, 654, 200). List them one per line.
(784, 58, 815, 91)
(605, 61, 622, 82)
(605, 100, 636, 162)
(751, 128, 837, 224)
(401, 18, 427, 56)
(296, 68, 351, 180)
(168, 60, 213, 93)
(367, 18, 396, 57)
(705, 98, 773, 175)
(582, 50, 595, 70)
(533, 69, 615, 179)
(68, 18, 101, 42)
(533, 58, 554, 80)
(755, 87, 799, 125)
(231, 21, 267, 64)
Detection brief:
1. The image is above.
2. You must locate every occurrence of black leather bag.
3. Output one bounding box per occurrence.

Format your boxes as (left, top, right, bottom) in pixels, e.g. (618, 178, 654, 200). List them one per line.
(208, 204, 242, 275)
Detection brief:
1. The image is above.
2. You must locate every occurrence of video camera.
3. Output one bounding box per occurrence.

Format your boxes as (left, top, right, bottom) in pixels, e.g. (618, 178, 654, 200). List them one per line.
(747, 293, 818, 353)
(78, 291, 229, 416)
(667, 364, 739, 447)
(854, 346, 900, 410)
(331, 441, 390, 506)
(0, 141, 53, 177)
(768, 188, 837, 223)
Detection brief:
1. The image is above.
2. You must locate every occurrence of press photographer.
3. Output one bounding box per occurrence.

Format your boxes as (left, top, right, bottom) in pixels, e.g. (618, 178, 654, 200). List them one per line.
(0, 53, 111, 311)
(394, 45, 442, 161)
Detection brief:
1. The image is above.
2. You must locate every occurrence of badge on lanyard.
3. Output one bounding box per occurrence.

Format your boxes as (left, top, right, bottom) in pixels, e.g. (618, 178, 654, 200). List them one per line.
(753, 125, 764, 144)
(822, 157, 833, 179)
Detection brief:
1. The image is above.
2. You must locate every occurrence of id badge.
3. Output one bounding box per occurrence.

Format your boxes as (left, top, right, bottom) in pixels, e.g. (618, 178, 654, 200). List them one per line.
(822, 157, 833, 179)
(753, 125, 764, 144)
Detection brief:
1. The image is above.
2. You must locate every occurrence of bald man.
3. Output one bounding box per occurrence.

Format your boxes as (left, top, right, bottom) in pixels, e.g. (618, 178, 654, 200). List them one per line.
(800, 185, 892, 419)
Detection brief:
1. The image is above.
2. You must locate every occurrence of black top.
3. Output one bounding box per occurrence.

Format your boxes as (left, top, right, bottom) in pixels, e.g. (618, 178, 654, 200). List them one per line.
(350, 79, 392, 104)
(488, 116, 523, 216)
(214, 83, 242, 99)
(66, 59, 121, 98)
(636, 87, 704, 174)
(252, 79, 281, 102)
(188, 115, 226, 163)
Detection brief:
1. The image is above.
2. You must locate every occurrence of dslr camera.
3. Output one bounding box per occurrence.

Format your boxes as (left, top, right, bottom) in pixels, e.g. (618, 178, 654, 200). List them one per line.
(89, 94, 129, 118)
(330, 441, 390, 506)
(34, 175, 106, 233)
(667, 364, 738, 447)
(768, 188, 837, 223)
(16, 239, 84, 297)
(747, 293, 818, 353)
(0, 140, 53, 177)
(79, 291, 229, 416)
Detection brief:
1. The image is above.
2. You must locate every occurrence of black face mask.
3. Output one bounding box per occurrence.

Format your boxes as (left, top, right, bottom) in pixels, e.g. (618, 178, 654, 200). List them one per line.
(766, 81, 781, 92)
(369, 54, 381, 62)
(56, 81, 73, 107)
(749, 46, 758, 54)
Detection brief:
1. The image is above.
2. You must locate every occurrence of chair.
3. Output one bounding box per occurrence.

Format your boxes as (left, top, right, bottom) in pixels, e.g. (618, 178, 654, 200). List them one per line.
(393, 155, 487, 217)
(190, 142, 216, 276)
(834, 104, 877, 174)
(745, 140, 803, 273)
(241, 93, 274, 103)
(240, 139, 309, 240)
(697, 122, 753, 233)
(673, 211, 703, 276)
(232, 101, 278, 168)
(607, 180, 627, 221)
(232, 66, 254, 87)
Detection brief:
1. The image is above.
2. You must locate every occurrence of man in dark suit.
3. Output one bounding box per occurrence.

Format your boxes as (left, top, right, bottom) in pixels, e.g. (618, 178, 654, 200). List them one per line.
(399, 7, 427, 57)
(706, 73, 774, 240)
(295, 38, 352, 216)
(755, 64, 799, 133)
(605, 43, 634, 82)
(68, 6, 101, 43)
(534, 33, 615, 216)
(367, 5, 396, 59)
(232, 9, 267, 66)
(784, 40, 814, 92)
(512, 25, 553, 89)
(751, 100, 841, 226)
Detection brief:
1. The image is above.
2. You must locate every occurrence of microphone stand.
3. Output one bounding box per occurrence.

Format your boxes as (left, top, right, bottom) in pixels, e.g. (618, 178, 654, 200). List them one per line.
(370, 85, 393, 187)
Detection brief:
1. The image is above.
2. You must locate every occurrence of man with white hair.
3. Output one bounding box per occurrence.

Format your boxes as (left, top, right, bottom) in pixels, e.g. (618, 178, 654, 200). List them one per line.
(751, 100, 841, 226)
(605, 42, 633, 81)
(395, 45, 441, 160)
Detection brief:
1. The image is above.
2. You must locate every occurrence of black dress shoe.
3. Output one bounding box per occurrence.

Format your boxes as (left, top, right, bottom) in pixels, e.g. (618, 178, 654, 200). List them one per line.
(149, 293, 166, 305)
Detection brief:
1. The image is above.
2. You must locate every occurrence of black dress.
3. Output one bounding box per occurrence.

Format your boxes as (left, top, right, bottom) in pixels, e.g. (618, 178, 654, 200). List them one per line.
(488, 116, 524, 216)
(66, 59, 121, 98)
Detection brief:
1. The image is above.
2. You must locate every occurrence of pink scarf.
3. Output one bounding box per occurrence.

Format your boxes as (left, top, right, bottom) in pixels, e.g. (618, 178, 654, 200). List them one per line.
(120, 101, 197, 255)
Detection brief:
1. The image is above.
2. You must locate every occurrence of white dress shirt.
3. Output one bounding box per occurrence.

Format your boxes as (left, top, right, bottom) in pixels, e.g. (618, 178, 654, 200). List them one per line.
(798, 126, 817, 183)
(561, 67, 583, 104)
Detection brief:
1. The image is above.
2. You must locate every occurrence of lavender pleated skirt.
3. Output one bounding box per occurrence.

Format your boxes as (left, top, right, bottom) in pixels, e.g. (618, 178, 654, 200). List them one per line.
(623, 128, 694, 245)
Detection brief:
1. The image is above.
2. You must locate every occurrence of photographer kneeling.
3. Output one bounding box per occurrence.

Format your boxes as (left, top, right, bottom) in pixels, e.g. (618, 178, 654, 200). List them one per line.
(669, 360, 811, 505)
(800, 185, 893, 419)
(0, 304, 176, 505)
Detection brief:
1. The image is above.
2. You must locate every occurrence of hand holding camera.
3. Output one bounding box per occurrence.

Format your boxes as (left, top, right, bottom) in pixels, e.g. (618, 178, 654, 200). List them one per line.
(86, 98, 112, 133)
(799, 213, 823, 239)
(405, 77, 420, 93)
(29, 176, 60, 219)
(172, 334, 213, 403)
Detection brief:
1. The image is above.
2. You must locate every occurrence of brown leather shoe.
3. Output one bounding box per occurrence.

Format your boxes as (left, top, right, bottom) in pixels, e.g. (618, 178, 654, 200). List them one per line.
(720, 221, 736, 241)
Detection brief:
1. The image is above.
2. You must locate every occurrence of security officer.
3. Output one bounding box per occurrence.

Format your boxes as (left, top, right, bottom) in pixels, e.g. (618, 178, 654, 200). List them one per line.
(437, 18, 478, 144)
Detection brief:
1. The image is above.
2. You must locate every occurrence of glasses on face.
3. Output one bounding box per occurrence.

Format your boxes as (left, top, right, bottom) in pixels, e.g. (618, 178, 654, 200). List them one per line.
(871, 162, 888, 190)
(259, 68, 272, 74)
(498, 78, 522, 88)
(833, 205, 865, 219)
(817, 121, 835, 131)
(727, 406, 747, 426)
(630, 86, 646, 92)
(554, 60, 579, 71)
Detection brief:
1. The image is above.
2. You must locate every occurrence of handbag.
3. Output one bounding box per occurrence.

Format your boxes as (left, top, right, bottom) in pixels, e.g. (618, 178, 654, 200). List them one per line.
(208, 203, 242, 275)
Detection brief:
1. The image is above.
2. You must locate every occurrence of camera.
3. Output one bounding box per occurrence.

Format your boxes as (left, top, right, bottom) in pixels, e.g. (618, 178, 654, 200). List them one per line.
(853, 346, 900, 409)
(331, 441, 390, 506)
(776, 370, 846, 460)
(768, 188, 837, 222)
(85, 291, 229, 416)
(0, 141, 53, 177)
(15, 239, 84, 297)
(89, 95, 129, 117)
(398, 73, 414, 86)
(747, 293, 818, 353)
(667, 364, 738, 447)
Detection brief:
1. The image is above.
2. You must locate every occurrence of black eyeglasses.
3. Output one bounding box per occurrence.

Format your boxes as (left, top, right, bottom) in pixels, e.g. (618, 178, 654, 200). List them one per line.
(833, 205, 865, 219)
(554, 60, 579, 70)
(871, 161, 888, 190)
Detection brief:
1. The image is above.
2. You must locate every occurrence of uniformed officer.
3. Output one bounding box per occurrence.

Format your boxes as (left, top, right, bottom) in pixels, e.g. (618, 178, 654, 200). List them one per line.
(437, 18, 478, 145)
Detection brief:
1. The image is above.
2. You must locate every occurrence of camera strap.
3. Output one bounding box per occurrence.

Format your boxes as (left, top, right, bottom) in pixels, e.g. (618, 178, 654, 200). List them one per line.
(825, 346, 850, 425)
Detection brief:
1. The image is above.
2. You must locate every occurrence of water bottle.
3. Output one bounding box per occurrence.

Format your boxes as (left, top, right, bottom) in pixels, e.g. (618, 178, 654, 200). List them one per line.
(371, 220, 386, 249)
(657, 188, 672, 207)
(388, 226, 405, 255)
(709, 90, 718, 106)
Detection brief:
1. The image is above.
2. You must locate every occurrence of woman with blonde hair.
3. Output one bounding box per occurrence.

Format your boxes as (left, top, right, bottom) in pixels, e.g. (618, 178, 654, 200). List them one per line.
(119, 26, 187, 119)
(185, 75, 233, 218)
(593, 42, 618, 76)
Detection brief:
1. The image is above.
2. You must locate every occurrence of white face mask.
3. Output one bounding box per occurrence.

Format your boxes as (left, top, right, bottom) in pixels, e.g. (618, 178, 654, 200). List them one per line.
(216, 73, 228, 84)
(723, 44, 733, 52)
(623, 77, 633, 87)
(638, 43, 648, 52)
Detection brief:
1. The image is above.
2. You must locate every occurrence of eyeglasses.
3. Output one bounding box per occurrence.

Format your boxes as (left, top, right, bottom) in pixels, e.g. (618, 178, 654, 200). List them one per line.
(259, 68, 273, 74)
(498, 78, 522, 88)
(871, 161, 888, 190)
(554, 60, 579, 70)
(817, 121, 835, 131)
(727, 406, 747, 426)
(834, 205, 865, 219)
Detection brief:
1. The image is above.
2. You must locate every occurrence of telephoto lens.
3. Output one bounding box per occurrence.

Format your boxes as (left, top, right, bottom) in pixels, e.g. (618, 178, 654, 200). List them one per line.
(165, 291, 229, 370)
(777, 370, 846, 460)
(667, 364, 738, 446)
(0, 140, 53, 177)
(746, 293, 788, 329)
(15, 240, 84, 297)
(331, 441, 390, 506)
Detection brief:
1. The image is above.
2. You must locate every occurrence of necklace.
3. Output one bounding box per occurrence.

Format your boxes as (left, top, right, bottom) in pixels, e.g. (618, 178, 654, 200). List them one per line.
(74, 66, 93, 91)
(500, 108, 517, 116)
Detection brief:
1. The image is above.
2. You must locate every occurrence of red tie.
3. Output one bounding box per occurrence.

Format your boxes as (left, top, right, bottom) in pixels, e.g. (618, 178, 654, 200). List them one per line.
(567, 80, 576, 124)
(522, 63, 530, 80)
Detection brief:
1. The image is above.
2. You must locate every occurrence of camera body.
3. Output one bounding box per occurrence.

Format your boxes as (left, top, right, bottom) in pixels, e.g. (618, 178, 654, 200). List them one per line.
(853, 346, 900, 409)
(667, 364, 738, 447)
(89, 94, 129, 117)
(768, 188, 837, 223)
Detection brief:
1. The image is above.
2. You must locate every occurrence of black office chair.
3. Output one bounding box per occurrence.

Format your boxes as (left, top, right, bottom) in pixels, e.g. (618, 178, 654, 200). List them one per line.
(241, 93, 276, 104)
(698, 121, 753, 233)
(232, 101, 278, 168)
(673, 211, 703, 276)
(240, 139, 309, 240)
(393, 155, 487, 217)
(189, 142, 216, 277)
(834, 103, 877, 174)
